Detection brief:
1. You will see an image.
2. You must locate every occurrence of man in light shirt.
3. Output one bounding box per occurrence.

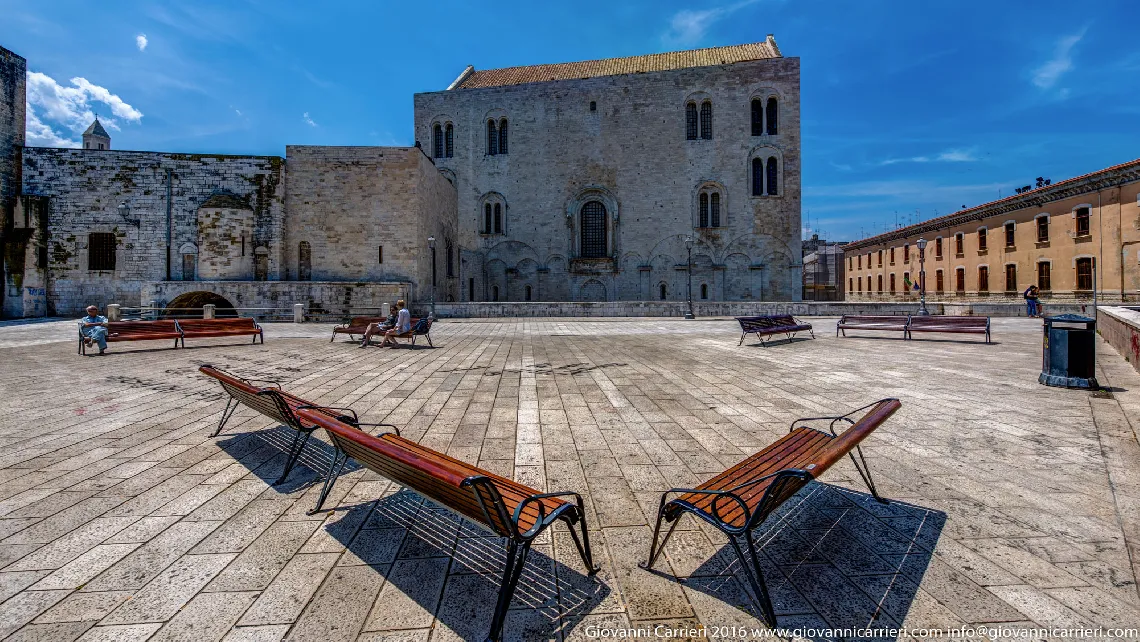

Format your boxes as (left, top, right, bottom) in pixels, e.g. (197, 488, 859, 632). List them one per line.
(378, 299, 411, 348)
(79, 305, 109, 355)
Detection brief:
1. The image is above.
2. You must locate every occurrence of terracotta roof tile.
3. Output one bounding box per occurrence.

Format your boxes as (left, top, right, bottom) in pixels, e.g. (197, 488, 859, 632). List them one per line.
(453, 40, 781, 90)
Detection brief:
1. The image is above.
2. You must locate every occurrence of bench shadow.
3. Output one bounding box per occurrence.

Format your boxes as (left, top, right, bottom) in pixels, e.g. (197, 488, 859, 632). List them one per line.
(665, 483, 945, 641)
(214, 424, 361, 493)
(743, 336, 814, 348)
(323, 490, 609, 640)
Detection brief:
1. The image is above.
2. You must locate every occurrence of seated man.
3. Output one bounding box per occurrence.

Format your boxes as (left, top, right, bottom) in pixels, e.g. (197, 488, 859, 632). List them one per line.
(79, 305, 109, 355)
(360, 304, 398, 348)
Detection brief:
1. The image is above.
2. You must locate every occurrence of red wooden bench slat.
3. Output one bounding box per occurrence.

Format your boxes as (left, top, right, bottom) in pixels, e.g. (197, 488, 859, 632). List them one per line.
(79, 320, 182, 354)
(331, 316, 387, 341)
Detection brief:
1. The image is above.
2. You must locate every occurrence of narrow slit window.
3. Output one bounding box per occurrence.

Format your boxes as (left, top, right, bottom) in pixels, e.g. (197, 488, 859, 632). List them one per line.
(699, 193, 709, 228)
(685, 102, 697, 140)
(498, 119, 508, 155)
(766, 97, 778, 135)
(751, 158, 763, 196)
(766, 157, 778, 195)
(750, 99, 763, 136)
(444, 124, 454, 157)
(699, 101, 712, 139)
(432, 124, 443, 158)
(710, 193, 720, 227)
(487, 120, 498, 155)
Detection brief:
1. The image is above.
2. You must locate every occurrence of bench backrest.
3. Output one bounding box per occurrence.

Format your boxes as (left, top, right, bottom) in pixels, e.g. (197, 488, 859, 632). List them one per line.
(297, 408, 518, 537)
(908, 315, 988, 328)
(736, 315, 798, 329)
(103, 320, 181, 335)
(199, 365, 294, 428)
(178, 318, 258, 332)
(750, 398, 901, 528)
(346, 316, 386, 327)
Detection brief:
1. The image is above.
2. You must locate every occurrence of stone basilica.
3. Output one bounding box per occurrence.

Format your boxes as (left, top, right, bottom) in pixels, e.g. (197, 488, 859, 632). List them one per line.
(0, 36, 800, 318)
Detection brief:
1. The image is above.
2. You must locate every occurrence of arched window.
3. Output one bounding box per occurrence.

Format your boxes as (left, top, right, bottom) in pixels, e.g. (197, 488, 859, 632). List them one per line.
(685, 102, 698, 140)
(711, 193, 721, 227)
(444, 124, 454, 157)
(580, 201, 607, 259)
(493, 203, 503, 234)
(498, 119, 508, 155)
(751, 99, 763, 136)
(484, 204, 492, 234)
(298, 241, 311, 281)
(432, 124, 443, 158)
(525, 285, 532, 301)
(751, 158, 763, 196)
(700, 283, 708, 299)
(766, 157, 778, 196)
(659, 283, 667, 300)
(699, 193, 709, 228)
(492, 286, 499, 301)
(487, 120, 498, 155)
(699, 101, 712, 139)
(766, 97, 778, 135)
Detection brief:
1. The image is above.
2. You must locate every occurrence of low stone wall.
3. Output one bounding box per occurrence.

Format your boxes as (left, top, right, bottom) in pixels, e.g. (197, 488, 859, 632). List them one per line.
(1097, 306, 1140, 374)
(425, 300, 1092, 319)
(140, 281, 411, 317)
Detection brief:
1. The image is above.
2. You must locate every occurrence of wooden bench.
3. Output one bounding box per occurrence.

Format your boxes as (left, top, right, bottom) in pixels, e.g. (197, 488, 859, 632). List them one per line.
(641, 398, 901, 628)
(907, 315, 991, 343)
(78, 320, 182, 354)
(331, 316, 387, 342)
(736, 315, 814, 346)
(178, 318, 263, 346)
(836, 315, 909, 338)
(390, 317, 433, 347)
(297, 407, 597, 642)
(198, 365, 380, 486)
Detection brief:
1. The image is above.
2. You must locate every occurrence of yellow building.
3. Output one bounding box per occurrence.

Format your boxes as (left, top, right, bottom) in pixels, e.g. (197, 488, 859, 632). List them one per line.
(843, 158, 1140, 304)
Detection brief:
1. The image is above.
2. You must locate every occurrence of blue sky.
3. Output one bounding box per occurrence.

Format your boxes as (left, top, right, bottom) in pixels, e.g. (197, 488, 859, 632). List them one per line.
(3, 0, 1138, 241)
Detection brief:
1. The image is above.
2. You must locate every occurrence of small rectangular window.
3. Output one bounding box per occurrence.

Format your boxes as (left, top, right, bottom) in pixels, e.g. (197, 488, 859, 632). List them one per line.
(955, 268, 965, 292)
(1038, 262, 1051, 290)
(955, 233, 964, 255)
(877, 250, 882, 267)
(1075, 207, 1090, 236)
(978, 266, 989, 292)
(378, 246, 383, 264)
(1005, 264, 1017, 291)
(936, 270, 944, 293)
(1076, 257, 1093, 290)
(88, 233, 116, 271)
(903, 244, 910, 264)
(1037, 216, 1049, 242)
(889, 247, 895, 265)
(935, 237, 943, 259)
(1004, 222, 1015, 247)
(978, 229, 987, 251)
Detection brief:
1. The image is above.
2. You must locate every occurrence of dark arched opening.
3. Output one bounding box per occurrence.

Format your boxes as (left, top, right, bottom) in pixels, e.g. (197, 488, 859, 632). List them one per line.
(164, 291, 238, 319)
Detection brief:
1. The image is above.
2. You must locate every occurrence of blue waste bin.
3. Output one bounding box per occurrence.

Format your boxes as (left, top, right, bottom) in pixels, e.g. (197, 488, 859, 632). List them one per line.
(1039, 314, 1099, 389)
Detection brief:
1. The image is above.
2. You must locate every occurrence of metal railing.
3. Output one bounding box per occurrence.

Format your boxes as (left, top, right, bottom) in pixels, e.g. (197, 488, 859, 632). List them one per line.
(117, 306, 295, 322)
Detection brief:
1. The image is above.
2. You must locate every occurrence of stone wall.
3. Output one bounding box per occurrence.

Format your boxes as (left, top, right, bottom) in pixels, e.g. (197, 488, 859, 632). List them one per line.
(0, 45, 26, 318)
(1097, 306, 1140, 374)
(18, 149, 284, 315)
(141, 280, 410, 318)
(414, 55, 802, 302)
(283, 146, 457, 303)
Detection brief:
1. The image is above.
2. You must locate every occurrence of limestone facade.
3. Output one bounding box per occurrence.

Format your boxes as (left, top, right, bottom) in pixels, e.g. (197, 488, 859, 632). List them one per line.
(0, 45, 26, 318)
(843, 159, 1140, 304)
(413, 38, 802, 302)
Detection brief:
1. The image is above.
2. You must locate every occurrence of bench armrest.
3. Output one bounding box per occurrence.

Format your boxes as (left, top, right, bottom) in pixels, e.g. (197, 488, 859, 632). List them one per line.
(660, 487, 751, 527)
(791, 398, 898, 436)
(513, 491, 585, 539)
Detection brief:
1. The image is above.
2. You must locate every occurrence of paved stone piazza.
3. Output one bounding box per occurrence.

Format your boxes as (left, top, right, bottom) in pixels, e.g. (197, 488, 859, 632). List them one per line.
(0, 316, 1139, 642)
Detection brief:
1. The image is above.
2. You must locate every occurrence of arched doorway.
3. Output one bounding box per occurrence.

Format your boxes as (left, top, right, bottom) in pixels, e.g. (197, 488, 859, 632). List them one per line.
(164, 291, 238, 318)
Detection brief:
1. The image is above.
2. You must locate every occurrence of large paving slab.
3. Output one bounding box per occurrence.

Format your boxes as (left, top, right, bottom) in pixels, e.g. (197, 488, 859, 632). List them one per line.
(0, 317, 1138, 641)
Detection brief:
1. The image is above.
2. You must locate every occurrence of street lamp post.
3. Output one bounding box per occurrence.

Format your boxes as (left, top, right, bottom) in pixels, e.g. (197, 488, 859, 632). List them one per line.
(684, 236, 695, 320)
(916, 237, 930, 316)
(427, 236, 436, 320)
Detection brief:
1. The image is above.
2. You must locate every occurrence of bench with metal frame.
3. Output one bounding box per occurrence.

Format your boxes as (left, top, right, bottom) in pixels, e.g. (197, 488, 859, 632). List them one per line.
(906, 315, 991, 343)
(735, 315, 815, 346)
(297, 407, 598, 642)
(198, 365, 383, 486)
(836, 315, 910, 338)
(330, 316, 388, 342)
(178, 318, 263, 346)
(78, 320, 182, 354)
(641, 398, 901, 629)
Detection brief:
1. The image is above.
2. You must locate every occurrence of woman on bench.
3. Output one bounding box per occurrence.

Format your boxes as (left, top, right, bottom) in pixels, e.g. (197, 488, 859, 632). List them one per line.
(378, 300, 411, 348)
(359, 304, 398, 348)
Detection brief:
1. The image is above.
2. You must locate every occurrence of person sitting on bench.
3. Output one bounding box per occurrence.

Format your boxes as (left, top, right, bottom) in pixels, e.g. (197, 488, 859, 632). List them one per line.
(379, 300, 411, 347)
(360, 304, 398, 348)
(79, 305, 110, 355)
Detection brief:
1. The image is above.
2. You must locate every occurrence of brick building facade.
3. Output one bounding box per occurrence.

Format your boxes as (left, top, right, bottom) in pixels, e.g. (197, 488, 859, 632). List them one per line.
(843, 159, 1140, 305)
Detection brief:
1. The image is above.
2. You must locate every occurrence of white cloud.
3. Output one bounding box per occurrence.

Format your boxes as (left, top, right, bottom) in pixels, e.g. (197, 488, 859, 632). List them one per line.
(303, 112, 318, 127)
(136, 34, 148, 51)
(1032, 27, 1087, 89)
(24, 71, 142, 148)
(662, 0, 759, 46)
(879, 148, 977, 166)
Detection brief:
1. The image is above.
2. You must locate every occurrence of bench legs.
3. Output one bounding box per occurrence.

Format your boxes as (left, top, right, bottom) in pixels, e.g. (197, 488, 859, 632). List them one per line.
(848, 446, 888, 504)
(210, 398, 240, 438)
(641, 497, 682, 572)
(486, 539, 532, 642)
(274, 429, 314, 486)
(729, 530, 779, 628)
(308, 447, 349, 514)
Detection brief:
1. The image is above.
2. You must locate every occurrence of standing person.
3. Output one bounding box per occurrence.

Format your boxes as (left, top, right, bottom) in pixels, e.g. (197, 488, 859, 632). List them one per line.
(79, 305, 110, 355)
(360, 305, 398, 348)
(1023, 285, 1040, 318)
(379, 299, 411, 347)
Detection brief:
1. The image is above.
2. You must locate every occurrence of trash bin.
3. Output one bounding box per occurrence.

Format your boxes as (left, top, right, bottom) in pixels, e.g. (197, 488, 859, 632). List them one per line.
(1039, 314, 1099, 389)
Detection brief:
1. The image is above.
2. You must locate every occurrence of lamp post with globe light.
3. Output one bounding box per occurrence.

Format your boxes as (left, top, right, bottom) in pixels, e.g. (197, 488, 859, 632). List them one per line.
(427, 236, 436, 320)
(684, 236, 695, 319)
(916, 237, 930, 316)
